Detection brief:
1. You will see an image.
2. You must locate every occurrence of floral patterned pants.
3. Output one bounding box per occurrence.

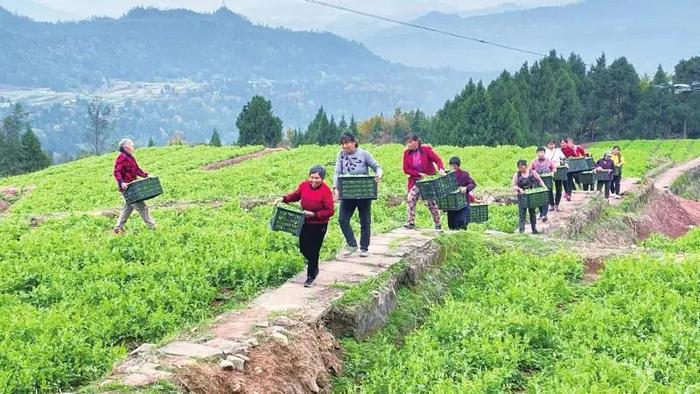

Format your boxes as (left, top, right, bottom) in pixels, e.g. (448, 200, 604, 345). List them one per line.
(406, 185, 441, 226)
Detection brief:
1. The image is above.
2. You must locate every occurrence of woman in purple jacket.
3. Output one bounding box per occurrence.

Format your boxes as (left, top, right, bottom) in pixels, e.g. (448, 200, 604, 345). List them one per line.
(595, 151, 615, 199)
(447, 156, 477, 230)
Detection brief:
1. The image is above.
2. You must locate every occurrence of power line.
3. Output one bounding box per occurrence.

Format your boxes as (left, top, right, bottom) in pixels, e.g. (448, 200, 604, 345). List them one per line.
(303, 0, 546, 57)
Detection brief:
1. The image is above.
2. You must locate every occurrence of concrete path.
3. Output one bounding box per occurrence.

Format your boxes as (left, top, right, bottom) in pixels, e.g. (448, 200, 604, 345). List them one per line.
(107, 227, 438, 387)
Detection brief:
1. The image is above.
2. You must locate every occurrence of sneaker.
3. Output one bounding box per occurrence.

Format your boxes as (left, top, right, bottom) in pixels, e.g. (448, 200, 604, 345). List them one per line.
(542, 216, 548, 223)
(112, 228, 124, 235)
(565, 193, 571, 202)
(549, 205, 555, 211)
(555, 205, 561, 212)
(303, 277, 315, 288)
(359, 250, 369, 257)
(342, 246, 358, 257)
(532, 229, 539, 234)
(403, 222, 416, 230)
(435, 224, 442, 232)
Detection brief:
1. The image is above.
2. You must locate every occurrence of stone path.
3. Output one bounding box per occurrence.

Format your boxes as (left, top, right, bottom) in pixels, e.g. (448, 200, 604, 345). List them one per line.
(107, 227, 438, 387)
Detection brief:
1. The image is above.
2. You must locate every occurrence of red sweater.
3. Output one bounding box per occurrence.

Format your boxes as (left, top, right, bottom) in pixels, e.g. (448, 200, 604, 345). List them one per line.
(113, 151, 148, 192)
(282, 181, 335, 224)
(402, 145, 445, 191)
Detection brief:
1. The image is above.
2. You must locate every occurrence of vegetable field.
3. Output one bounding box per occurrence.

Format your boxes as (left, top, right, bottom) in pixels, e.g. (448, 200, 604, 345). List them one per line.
(0, 140, 699, 392)
(336, 233, 700, 393)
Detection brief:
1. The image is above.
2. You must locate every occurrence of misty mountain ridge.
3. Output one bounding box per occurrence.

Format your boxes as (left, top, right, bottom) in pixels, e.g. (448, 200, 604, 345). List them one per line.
(0, 6, 472, 156)
(361, 0, 699, 75)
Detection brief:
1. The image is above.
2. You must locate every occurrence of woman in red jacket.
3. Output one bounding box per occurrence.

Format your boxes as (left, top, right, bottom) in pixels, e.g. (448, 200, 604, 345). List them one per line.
(282, 165, 335, 287)
(402, 133, 446, 231)
(112, 138, 155, 234)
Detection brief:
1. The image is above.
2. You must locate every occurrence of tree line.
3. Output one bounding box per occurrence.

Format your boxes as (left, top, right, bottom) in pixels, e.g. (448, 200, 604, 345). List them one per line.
(0, 104, 52, 178)
(268, 52, 699, 147)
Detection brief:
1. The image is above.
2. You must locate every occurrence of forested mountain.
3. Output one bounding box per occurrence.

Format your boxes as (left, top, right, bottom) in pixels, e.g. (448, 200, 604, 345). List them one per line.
(360, 0, 700, 75)
(0, 6, 466, 156)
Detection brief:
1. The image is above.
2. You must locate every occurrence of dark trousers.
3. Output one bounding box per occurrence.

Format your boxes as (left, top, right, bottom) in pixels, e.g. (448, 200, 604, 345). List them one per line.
(447, 205, 470, 230)
(519, 206, 537, 233)
(552, 180, 563, 205)
(597, 180, 611, 199)
(611, 171, 622, 195)
(582, 183, 593, 191)
(299, 223, 327, 279)
(565, 173, 575, 194)
(338, 199, 371, 251)
(539, 204, 549, 218)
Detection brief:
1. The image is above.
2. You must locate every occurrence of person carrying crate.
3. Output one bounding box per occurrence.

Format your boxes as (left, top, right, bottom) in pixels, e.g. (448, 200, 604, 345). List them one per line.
(281, 165, 335, 288)
(610, 145, 625, 199)
(530, 146, 555, 222)
(402, 133, 446, 231)
(545, 140, 566, 211)
(112, 138, 156, 234)
(332, 132, 383, 257)
(512, 159, 547, 234)
(446, 156, 476, 230)
(595, 151, 615, 199)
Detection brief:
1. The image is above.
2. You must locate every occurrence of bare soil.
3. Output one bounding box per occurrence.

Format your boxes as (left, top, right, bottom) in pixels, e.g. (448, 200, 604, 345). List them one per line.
(203, 148, 286, 171)
(175, 324, 343, 394)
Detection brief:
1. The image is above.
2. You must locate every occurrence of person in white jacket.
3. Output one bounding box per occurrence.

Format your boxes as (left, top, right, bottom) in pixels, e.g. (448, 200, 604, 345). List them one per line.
(545, 140, 567, 211)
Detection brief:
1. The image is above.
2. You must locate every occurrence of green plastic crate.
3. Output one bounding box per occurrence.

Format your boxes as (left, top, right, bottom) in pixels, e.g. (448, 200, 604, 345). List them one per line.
(123, 177, 163, 204)
(566, 157, 589, 173)
(270, 204, 305, 236)
(519, 188, 549, 209)
(470, 203, 489, 223)
(579, 171, 595, 185)
(553, 166, 568, 181)
(613, 166, 621, 176)
(416, 171, 457, 200)
(596, 170, 612, 181)
(539, 173, 553, 189)
(338, 175, 378, 200)
(585, 157, 595, 170)
(437, 190, 467, 211)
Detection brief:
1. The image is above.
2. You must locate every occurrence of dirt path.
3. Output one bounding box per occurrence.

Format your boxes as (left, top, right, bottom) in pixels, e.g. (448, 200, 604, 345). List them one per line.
(202, 148, 286, 171)
(653, 156, 700, 191)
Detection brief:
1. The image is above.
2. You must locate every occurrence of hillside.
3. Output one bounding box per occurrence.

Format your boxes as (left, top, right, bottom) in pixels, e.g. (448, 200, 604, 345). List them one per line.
(0, 7, 465, 156)
(1, 140, 700, 391)
(359, 0, 700, 75)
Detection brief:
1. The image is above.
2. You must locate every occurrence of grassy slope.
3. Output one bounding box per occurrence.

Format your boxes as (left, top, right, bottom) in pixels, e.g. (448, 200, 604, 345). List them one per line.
(1, 139, 699, 392)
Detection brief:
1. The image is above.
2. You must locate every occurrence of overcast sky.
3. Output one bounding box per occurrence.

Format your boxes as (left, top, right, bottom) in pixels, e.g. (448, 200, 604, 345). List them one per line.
(33, 0, 577, 34)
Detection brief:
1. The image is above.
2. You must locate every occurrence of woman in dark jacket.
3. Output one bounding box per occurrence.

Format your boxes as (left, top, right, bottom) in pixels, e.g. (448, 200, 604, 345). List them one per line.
(282, 165, 335, 287)
(595, 151, 614, 199)
(512, 159, 546, 234)
(402, 133, 446, 231)
(447, 156, 476, 230)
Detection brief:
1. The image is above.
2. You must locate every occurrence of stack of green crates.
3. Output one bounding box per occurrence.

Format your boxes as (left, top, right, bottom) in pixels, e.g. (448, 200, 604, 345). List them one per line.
(539, 173, 553, 189)
(519, 188, 549, 209)
(553, 166, 568, 181)
(338, 175, 378, 200)
(123, 177, 163, 204)
(470, 203, 489, 223)
(579, 171, 595, 185)
(270, 204, 305, 236)
(416, 171, 457, 200)
(437, 190, 467, 211)
(596, 170, 612, 181)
